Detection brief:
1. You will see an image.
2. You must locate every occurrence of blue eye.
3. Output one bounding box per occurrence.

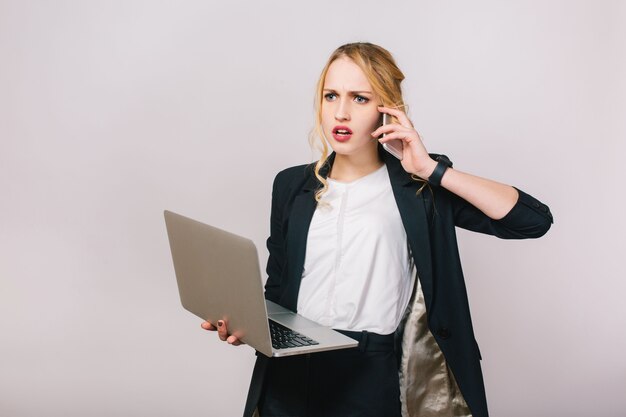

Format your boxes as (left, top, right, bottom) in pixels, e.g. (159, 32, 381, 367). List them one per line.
(323, 93, 369, 103)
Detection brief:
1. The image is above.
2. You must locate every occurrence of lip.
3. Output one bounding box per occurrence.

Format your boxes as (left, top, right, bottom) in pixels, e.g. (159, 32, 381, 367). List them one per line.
(332, 125, 353, 142)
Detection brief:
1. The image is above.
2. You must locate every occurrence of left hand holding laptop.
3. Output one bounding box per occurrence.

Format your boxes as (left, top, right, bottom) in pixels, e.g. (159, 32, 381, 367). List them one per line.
(201, 320, 246, 346)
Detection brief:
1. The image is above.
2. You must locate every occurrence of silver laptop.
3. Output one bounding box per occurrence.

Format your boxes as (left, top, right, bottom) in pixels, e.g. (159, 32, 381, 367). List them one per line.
(164, 210, 358, 357)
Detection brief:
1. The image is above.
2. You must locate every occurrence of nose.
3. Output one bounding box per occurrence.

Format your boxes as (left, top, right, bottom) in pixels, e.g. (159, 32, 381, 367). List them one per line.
(335, 97, 350, 121)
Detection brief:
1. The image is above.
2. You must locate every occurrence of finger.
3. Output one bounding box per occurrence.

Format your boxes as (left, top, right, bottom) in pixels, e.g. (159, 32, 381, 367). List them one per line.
(227, 335, 246, 346)
(377, 106, 414, 128)
(201, 321, 217, 331)
(217, 320, 228, 341)
(378, 130, 417, 144)
(371, 124, 412, 138)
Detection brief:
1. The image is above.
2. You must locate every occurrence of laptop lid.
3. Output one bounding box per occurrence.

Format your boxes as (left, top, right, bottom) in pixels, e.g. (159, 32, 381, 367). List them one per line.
(164, 210, 274, 356)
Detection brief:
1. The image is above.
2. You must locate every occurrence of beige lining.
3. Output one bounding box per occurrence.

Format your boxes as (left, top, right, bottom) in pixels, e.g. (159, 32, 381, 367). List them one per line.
(399, 272, 472, 417)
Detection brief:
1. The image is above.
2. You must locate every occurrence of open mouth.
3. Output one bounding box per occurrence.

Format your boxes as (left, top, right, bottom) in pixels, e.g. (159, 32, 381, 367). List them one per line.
(333, 126, 353, 136)
(332, 126, 353, 141)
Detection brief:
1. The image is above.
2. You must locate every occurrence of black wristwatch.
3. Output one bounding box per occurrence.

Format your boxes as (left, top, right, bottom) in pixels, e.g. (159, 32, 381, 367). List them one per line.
(428, 154, 453, 186)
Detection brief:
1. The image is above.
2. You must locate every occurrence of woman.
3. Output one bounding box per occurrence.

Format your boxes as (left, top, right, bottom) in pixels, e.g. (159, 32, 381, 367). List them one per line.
(202, 42, 553, 417)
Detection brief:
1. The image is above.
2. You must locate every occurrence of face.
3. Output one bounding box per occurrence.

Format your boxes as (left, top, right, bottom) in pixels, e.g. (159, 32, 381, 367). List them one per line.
(321, 57, 382, 157)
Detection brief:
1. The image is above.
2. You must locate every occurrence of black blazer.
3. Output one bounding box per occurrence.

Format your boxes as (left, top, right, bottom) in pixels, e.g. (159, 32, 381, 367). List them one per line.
(244, 145, 553, 417)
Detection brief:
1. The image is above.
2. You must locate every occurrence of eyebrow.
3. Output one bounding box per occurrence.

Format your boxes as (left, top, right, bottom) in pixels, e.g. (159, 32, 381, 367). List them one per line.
(323, 88, 373, 95)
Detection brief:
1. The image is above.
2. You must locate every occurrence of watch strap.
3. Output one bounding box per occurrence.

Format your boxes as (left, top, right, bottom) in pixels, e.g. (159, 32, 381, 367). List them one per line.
(428, 154, 452, 187)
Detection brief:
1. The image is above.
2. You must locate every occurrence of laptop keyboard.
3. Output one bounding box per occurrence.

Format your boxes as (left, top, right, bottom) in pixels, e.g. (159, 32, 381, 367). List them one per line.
(269, 319, 320, 349)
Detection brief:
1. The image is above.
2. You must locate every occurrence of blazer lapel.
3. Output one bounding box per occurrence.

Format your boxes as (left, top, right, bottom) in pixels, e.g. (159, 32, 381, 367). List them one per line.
(280, 154, 334, 311)
(381, 149, 435, 312)
(281, 194, 316, 311)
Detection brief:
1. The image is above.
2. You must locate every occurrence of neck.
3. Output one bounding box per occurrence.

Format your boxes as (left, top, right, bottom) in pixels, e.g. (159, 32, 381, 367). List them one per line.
(329, 146, 383, 182)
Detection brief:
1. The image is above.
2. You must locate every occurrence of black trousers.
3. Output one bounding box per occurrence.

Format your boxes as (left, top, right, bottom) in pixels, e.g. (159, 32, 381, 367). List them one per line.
(257, 330, 401, 417)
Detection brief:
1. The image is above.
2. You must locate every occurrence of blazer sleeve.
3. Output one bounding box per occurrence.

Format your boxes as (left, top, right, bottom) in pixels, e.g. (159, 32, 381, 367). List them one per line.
(446, 186, 554, 239)
(263, 171, 287, 302)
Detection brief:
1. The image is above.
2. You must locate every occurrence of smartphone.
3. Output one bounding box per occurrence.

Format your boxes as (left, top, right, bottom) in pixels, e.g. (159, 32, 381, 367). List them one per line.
(380, 113, 403, 160)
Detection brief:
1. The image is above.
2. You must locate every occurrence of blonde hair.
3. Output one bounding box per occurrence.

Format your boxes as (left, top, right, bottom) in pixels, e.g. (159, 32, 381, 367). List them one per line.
(308, 42, 421, 204)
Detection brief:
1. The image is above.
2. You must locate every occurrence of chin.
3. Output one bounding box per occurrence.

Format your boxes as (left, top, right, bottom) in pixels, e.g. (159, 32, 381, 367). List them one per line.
(328, 141, 376, 157)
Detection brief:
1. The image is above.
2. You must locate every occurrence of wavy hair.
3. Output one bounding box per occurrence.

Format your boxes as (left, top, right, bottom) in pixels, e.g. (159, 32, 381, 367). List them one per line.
(308, 42, 421, 204)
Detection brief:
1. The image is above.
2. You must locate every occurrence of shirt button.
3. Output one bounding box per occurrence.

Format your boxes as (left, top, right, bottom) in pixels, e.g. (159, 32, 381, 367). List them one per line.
(533, 202, 540, 208)
(541, 206, 548, 212)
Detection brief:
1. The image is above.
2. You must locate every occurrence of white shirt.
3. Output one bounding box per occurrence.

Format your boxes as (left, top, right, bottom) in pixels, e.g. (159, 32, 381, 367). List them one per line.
(296, 164, 415, 335)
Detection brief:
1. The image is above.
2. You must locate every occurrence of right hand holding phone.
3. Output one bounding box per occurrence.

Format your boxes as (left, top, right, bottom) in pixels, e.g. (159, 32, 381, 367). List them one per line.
(373, 106, 435, 179)
(201, 320, 245, 346)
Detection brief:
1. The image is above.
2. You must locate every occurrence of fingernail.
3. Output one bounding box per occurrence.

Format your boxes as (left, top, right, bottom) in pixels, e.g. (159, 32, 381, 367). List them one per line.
(217, 320, 223, 327)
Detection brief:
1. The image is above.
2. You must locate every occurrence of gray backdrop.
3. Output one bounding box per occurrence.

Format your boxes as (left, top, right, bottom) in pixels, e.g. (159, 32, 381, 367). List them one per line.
(1, 0, 624, 416)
